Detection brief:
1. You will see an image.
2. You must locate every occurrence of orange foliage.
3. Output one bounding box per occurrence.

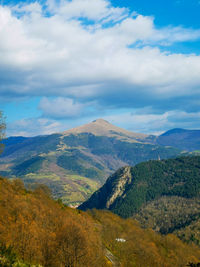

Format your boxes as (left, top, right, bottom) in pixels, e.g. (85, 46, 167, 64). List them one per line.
(1, 177, 200, 267)
(0, 178, 105, 266)
(89, 209, 200, 267)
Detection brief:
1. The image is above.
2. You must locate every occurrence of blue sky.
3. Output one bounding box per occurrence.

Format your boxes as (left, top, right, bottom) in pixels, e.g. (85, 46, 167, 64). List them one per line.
(0, 0, 200, 136)
(111, 0, 200, 27)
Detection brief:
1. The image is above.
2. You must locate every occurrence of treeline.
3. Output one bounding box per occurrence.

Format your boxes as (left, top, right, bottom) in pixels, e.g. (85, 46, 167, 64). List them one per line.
(1, 177, 200, 266)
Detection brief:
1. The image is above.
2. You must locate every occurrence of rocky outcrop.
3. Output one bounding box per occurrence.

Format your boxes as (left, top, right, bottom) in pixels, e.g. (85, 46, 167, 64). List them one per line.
(105, 166, 132, 208)
(79, 166, 133, 211)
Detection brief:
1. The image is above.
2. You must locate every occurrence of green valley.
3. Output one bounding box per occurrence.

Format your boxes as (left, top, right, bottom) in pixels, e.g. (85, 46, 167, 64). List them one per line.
(0, 119, 181, 206)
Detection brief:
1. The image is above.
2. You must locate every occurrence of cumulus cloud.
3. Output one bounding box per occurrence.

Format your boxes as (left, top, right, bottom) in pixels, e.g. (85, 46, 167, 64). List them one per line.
(46, 0, 128, 22)
(7, 118, 65, 137)
(39, 97, 86, 118)
(1, 0, 200, 134)
(104, 110, 200, 134)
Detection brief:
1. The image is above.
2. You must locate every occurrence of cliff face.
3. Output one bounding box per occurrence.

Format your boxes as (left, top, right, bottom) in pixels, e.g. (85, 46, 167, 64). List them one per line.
(105, 166, 132, 209)
(79, 166, 133, 210)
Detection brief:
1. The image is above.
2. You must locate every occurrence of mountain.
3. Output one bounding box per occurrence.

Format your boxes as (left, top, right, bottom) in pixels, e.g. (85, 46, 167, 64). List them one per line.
(79, 155, 200, 217)
(62, 118, 149, 142)
(79, 155, 200, 246)
(0, 119, 181, 206)
(156, 128, 200, 151)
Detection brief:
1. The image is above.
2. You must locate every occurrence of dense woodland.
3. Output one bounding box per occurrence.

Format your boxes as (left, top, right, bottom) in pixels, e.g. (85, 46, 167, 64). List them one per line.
(1, 178, 200, 266)
(112, 156, 200, 218)
(0, 178, 105, 267)
(134, 196, 200, 235)
(80, 156, 200, 218)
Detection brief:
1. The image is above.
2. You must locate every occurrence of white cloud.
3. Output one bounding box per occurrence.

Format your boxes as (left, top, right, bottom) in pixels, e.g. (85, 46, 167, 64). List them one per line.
(1, 0, 200, 135)
(7, 118, 65, 137)
(46, 0, 128, 22)
(0, 1, 199, 99)
(12, 2, 42, 15)
(151, 26, 200, 45)
(104, 110, 200, 134)
(64, 0, 121, 21)
(104, 112, 170, 134)
(39, 97, 85, 118)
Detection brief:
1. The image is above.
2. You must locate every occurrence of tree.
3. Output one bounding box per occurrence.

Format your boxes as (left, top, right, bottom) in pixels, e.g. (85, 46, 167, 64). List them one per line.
(0, 111, 6, 154)
(56, 220, 89, 267)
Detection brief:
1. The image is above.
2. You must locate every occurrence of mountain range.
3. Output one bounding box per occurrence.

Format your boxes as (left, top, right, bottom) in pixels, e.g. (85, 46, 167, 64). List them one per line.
(0, 119, 199, 206)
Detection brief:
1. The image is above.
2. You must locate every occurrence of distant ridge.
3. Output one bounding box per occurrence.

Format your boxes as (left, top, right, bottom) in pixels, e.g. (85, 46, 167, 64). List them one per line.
(161, 128, 188, 136)
(157, 128, 200, 151)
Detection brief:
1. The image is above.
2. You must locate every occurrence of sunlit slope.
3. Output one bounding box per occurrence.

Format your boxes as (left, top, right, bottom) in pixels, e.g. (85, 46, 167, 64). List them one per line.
(1, 177, 200, 267)
(0, 119, 181, 205)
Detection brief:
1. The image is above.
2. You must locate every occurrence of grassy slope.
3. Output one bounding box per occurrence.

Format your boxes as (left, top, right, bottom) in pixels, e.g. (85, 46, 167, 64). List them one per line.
(0, 131, 181, 205)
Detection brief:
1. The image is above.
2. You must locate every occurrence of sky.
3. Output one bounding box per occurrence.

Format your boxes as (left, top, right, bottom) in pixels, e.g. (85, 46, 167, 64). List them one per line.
(0, 0, 200, 136)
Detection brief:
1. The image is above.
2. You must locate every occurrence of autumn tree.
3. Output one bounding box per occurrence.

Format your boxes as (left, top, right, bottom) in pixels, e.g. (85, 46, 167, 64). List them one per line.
(0, 111, 5, 154)
(55, 220, 88, 267)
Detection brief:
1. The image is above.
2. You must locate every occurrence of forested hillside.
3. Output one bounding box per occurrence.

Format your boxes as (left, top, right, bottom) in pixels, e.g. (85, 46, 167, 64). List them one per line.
(79, 156, 200, 250)
(0, 177, 105, 266)
(79, 156, 200, 217)
(1, 177, 200, 267)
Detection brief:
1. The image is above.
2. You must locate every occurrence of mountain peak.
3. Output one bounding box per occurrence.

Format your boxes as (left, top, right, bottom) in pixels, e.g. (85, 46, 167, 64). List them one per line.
(62, 119, 149, 142)
(92, 118, 109, 124)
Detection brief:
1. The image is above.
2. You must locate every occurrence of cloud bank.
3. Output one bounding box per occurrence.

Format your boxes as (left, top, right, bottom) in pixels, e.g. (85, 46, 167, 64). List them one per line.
(0, 0, 200, 135)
